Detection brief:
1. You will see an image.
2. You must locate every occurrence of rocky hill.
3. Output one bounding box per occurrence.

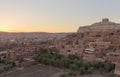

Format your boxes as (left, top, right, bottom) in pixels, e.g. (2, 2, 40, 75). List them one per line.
(77, 18, 120, 33)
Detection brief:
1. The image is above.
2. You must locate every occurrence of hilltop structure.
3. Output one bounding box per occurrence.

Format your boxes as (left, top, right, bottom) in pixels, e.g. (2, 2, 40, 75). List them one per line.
(77, 18, 120, 32)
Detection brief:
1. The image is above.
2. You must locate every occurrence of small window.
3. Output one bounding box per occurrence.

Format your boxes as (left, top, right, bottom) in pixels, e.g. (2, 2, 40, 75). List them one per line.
(68, 50, 71, 52)
(114, 54, 119, 57)
(96, 35, 101, 37)
(62, 46, 65, 49)
(110, 33, 114, 35)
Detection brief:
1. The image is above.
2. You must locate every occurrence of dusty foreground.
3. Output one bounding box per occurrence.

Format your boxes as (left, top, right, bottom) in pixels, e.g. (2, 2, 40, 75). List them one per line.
(0, 64, 64, 77)
(0, 64, 109, 77)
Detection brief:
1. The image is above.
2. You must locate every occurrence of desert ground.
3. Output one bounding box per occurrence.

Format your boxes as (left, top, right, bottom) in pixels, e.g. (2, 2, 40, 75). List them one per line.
(0, 64, 110, 77)
(0, 64, 65, 77)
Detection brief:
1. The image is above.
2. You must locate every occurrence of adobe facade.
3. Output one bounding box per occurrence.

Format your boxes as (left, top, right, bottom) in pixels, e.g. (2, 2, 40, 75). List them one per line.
(5, 45, 41, 67)
(1, 39, 57, 67)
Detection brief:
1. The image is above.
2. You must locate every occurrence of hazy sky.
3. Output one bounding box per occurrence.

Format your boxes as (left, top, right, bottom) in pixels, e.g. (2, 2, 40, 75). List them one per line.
(0, 0, 120, 32)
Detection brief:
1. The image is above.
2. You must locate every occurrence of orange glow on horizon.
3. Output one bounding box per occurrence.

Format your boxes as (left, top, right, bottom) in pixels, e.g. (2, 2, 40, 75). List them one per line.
(0, 26, 78, 32)
(0, 23, 78, 32)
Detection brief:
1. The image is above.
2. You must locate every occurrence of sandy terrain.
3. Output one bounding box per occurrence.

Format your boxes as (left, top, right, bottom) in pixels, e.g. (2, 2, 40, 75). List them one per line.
(0, 64, 63, 77)
(0, 64, 110, 77)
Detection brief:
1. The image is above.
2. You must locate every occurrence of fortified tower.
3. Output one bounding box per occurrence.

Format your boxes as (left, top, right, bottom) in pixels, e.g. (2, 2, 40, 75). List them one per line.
(102, 18, 109, 22)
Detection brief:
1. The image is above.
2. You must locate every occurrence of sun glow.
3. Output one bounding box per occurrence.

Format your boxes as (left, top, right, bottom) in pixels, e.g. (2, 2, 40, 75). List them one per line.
(0, 28, 11, 32)
(0, 27, 16, 32)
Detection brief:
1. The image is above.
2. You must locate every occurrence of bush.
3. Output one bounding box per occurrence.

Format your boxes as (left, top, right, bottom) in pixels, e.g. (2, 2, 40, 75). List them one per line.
(79, 67, 85, 75)
(54, 54, 63, 59)
(82, 62, 92, 70)
(49, 58, 56, 66)
(4, 65, 10, 71)
(60, 58, 71, 68)
(69, 64, 79, 71)
(59, 73, 68, 77)
(87, 67, 94, 74)
(0, 64, 13, 74)
(39, 48, 48, 54)
(37, 53, 115, 76)
(104, 61, 115, 72)
(2, 59, 14, 65)
(68, 71, 77, 76)
(0, 67, 5, 74)
(94, 61, 104, 69)
(68, 54, 79, 60)
(0, 58, 15, 74)
(74, 59, 82, 68)
(54, 59, 61, 67)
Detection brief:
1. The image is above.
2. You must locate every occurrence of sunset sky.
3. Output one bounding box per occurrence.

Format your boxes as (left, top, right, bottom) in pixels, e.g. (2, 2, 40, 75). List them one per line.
(0, 0, 120, 32)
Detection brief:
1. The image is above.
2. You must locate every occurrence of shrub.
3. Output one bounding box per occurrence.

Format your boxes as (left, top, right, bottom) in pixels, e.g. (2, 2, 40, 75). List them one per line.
(60, 58, 71, 68)
(79, 67, 86, 75)
(68, 71, 76, 76)
(74, 59, 82, 68)
(54, 54, 63, 59)
(37, 53, 115, 76)
(87, 67, 94, 74)
(0, 58, 15, 74)
(0, 67, 5, 74)
(54, 59, 61, 67)
(68, 54, 79, 60)
(94, 61, 104, 69)
(104, 61, 115, 72)
(39, 48, 48, 54)
(69, 64, 79, 71)
(2, 59, 14, 65)
(59, 73, 68, 77)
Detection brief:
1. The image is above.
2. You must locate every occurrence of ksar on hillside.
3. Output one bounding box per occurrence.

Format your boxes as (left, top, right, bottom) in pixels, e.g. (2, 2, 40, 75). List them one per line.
(55, 18, 120, 76)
